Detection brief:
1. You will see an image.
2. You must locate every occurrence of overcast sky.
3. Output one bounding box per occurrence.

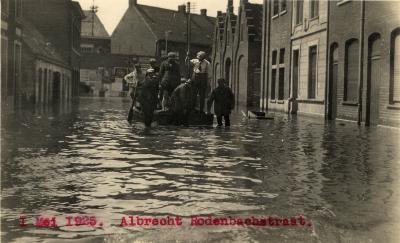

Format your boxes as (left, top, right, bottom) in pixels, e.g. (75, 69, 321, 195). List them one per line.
(77, 0, 263, 35)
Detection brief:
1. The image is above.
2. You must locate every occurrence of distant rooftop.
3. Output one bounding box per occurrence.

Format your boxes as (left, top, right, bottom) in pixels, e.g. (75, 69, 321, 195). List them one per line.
(81, 10, 110, 38)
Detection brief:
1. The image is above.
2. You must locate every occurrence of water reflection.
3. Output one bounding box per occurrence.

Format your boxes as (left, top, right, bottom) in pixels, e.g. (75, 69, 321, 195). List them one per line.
(1, 97, 400, 242)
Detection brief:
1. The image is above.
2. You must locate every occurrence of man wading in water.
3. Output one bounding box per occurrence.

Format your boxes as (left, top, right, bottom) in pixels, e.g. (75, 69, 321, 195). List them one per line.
(136, 69, 159, 127)
(207, 78, 235, 127)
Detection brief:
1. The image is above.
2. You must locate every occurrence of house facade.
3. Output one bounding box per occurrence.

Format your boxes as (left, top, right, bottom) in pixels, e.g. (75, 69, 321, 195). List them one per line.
(327, 0, 400, 126)
(23, 0, 84, 99)
(290, 0, 328, 117)
(212, 0, 263, 107)
(1, 0, 24, 112)
(267, 0, 292, 113)
(111, 0, 215, 77)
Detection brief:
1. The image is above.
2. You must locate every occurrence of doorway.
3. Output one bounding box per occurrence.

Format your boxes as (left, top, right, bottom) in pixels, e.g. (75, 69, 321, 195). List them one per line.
(328, 43, 339, 120)
(366, 34, 381, 126)
(290, 49, 300, 114)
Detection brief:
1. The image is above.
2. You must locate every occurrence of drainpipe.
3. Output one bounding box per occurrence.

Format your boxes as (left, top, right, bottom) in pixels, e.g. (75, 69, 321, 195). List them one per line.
(260, 0, 267, 111)
(265, 0, 271, 112)
(324, 0, 331, 120)
(357, 0, 365, 125)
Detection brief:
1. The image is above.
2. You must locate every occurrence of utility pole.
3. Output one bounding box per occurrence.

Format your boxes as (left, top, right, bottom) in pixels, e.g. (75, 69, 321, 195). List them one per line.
(90, 0, 98, 37)
(165, 30, 172, 54)
(186, 2, 192, 78)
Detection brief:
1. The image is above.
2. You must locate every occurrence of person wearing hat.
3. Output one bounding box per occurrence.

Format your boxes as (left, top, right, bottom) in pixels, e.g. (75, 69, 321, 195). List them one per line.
(149, 58, 160, 74)
(170, 78, 193, 126)
(135, 68, 159, 127)
(159, 52, 181, 111)
(207, 78, 235, 127)
(190, 51, 212, 113)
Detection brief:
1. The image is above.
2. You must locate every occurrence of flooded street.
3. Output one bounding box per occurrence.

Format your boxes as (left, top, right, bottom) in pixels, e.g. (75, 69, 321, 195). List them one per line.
(1, 97, 400, 243)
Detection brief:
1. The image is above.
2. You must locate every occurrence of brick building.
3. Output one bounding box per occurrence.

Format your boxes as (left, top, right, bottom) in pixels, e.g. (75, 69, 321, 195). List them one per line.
(80, 9, 111, 96)
(264, 0, 292, 112)
(212, 0, 263, 107)
(23, 0, 84, 98)
(111, 0, 215, 77)
(1, 0, 23, 112)
(211, 1, 236, 90)
(327, 0, 400, 126)
(22, 21, 71, 106)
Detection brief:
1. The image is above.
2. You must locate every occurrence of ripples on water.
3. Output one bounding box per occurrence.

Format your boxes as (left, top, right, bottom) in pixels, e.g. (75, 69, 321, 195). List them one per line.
(1, 97, 400, 242)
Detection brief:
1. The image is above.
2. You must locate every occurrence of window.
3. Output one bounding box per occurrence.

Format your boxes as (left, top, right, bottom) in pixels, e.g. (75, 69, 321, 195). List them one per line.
(296, 0, 303, 25)
(15, 0, 22, 18)
(1, 0, 9, 14)
(310, 0, 319, 18)
(1, 37, 7, 98)
(308, 46, 317, 99)
(81, 47, 93, 53)
(344, 39, 359, 102)
(279, 48, 285, 64)
(273, 0, 279, 16)
(280, 0, 287, 12)
(13, 41, 21, 96)
(240, 23, 244, 42)
(271, 69, 277, 100)
(272, 50, 277, 65)
(278, 68, 285, 100)
(391, 31, 400, 103)
(38, 69, 43, 102)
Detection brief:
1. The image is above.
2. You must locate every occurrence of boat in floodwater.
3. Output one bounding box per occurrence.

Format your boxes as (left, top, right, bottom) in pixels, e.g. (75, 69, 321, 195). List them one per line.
(131, 107, 214, 126)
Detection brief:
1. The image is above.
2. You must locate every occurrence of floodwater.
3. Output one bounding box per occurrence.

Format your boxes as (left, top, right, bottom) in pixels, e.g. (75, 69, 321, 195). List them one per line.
(1, 97, 400, 243)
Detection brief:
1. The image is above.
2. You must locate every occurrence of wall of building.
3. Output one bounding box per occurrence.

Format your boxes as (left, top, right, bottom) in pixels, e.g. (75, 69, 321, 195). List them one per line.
(268, 1, 292, 113)
(291, 0, 328, 117)
(111, 7, 157, 56)
(328, 0, 400, 126)
(23, 0, 82, 98)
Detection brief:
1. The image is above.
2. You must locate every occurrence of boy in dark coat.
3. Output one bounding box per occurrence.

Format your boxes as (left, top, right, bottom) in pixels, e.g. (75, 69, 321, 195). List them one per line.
(207, 78, 235, 127)
(159, 52, 181, 111)
(170, 78, 192, 126)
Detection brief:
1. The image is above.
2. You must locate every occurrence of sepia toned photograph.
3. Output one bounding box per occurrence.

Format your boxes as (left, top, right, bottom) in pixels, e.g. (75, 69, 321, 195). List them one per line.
(1, 0, 400, 242)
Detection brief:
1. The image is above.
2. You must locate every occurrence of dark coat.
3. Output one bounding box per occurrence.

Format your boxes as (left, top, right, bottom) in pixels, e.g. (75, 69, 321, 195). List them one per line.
(159, 60, 181, 93)
(170, 82, 192, 113)
(207, 85, 235, 116)
(137, 75, 159, 111)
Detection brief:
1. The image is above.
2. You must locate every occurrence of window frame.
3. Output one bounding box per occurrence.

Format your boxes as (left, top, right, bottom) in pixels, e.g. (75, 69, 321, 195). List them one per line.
(344, 39, 359, 102)
(308, 45, 318, 99)
(310, 0, 319, 19)
(390, 29, 400, 104)
(295, 0, 303, 26)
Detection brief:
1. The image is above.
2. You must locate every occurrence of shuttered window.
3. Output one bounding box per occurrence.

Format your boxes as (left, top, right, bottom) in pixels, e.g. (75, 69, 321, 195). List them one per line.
(273, 0, 279, 16)
(308, 46, 317, 99)
(296, 0, 303, 25)
(310, 0, 319, 18)
(344, 40, 359, 102)
(393, 33, 400, 102)
(271, 69, 277, 100)
(279, 68, 285, 100)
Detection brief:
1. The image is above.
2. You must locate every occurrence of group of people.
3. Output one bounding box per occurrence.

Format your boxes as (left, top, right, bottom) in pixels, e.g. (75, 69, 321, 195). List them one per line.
(125, 51, 235, 128)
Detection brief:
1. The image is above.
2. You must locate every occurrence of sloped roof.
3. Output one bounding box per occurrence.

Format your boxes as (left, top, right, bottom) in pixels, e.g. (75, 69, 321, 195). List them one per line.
(22, 20, 68, 66)
(81, 10, 110, 38)
(135, 4, 215, 46)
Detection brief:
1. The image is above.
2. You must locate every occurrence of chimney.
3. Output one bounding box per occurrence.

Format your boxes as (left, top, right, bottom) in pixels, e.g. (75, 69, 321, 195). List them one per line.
(129, 0, 137, 8)
(200, 9, 207, 16)
(227, 0, 233, 13)
(178, 4, 186, 13)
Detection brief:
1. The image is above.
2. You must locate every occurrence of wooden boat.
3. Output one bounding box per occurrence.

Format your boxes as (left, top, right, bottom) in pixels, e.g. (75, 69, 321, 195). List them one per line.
(130, 107, 214, 126)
